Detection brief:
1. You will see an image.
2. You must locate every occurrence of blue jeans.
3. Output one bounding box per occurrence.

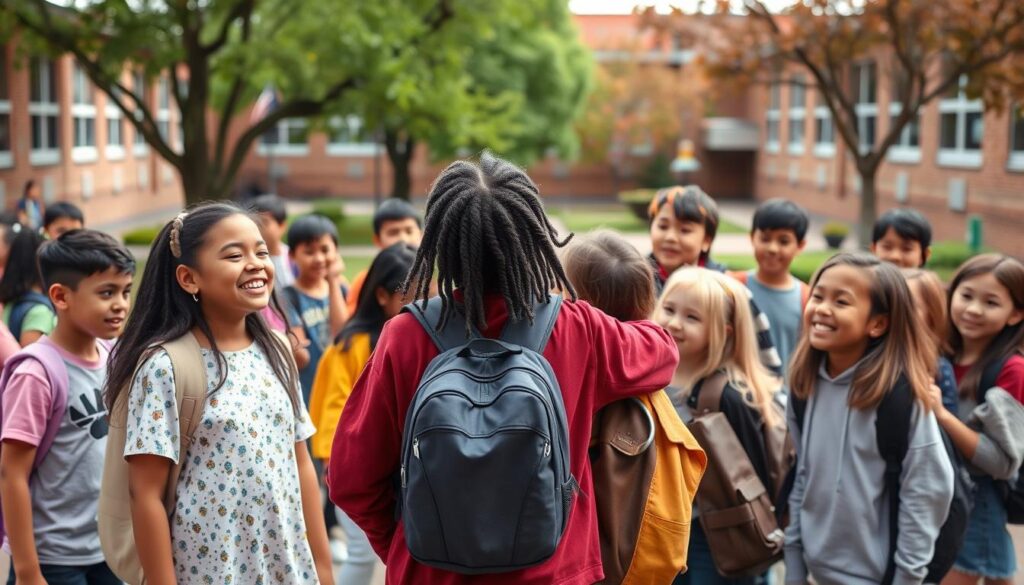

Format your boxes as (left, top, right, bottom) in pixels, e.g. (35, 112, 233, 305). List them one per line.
(674, 522, 766, 585)
(953, 477, 1017, 579)
(6, 562, 120, 585)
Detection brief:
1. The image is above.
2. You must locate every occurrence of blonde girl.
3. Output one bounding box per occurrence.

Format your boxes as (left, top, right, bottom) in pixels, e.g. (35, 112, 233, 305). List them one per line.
(903, 268, 959, 412)
(652, 267, 781, 585)
(786, 252, 953, 584)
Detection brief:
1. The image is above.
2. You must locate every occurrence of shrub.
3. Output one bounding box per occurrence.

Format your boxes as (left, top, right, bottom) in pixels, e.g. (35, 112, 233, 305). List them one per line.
(123, 225, 162, 246)
(311, 202, 346, 225)
(822, 221, 850, 237)
(928, 240, 988, 269)
(618, 189, 656, 221)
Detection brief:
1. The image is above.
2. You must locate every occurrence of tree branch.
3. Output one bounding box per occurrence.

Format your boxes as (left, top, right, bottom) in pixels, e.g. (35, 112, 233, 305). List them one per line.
(202, 0, 255, 55)
(11, 0, 181, 168)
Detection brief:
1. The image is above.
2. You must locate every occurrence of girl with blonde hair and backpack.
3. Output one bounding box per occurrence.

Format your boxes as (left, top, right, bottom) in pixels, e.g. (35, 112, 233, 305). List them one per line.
(101, 201, 334, 585)
(652, 267, 790, 585)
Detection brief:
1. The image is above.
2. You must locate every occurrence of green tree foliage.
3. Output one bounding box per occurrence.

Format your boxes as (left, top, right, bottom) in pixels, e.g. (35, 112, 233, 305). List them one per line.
(1, 0, 588, 203)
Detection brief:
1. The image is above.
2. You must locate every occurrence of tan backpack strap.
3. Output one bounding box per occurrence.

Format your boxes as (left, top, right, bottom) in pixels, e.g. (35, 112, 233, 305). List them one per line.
(695, 370, 729, 416)
(160, 332, 208, 509)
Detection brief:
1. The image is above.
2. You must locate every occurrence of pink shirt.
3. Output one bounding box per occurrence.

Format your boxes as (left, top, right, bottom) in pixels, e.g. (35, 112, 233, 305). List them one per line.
(1, 338, 105, 446)
(0, 322, 18, 368)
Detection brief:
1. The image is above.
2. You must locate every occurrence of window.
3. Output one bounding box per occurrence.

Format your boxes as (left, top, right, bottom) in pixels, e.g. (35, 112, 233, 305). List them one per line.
(0, 47, 11, 168)
(106, 88, 125, 160)
(71, 62, 98, 162)
(258, 118, 308, 156)
(327, 116, 379, 156)
(851, 62, 877, 153)
(787, 75, 806, 155)
(1009, 106, 1024, 171)
(887, 103, 921, 164)
(132, 71, 148, 156)
(29, 57, 61, 166)
(813, 91, 835, 157)
(937, 75, 983, 168)
(157, 76, 171, 143)
(765, 82, 781, 152)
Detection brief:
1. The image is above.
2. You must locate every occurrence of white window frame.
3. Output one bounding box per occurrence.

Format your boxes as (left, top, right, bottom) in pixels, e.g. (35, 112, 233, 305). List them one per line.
(853, 62, 877, 154)
(1008, 105, 1024, 172)
(887, 102, 921, 164)
(787, 76, 806, 155)
(29, 58, 61, 166)
(765, 82, 781, 153)
(71, 62, 98, 163)
(0, 47, 10, 168)
(937, 75, 983, 169)
(813, 97, 836, 158)
(105, 100, 125, 160)
(156, 76, 171, 146)
(258, 118, 309, 157)
(326, 116, 379, 156)
(132, 71, 149, 157)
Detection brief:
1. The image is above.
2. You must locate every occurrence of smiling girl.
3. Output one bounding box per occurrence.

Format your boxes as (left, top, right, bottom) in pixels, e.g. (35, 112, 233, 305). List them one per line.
(103, 202, 334, 585)
(931, 254, 1024, 585)
(785, 253, 953, 585)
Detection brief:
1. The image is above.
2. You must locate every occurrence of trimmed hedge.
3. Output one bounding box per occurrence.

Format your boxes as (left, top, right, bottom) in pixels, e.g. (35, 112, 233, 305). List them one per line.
(123, 225, 162, 246)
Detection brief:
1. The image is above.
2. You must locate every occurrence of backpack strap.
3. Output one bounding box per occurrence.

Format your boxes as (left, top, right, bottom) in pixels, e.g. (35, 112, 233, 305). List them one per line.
(977, 353, 1015, 403)
(159, 332, 208, 509)
(0, 339, 70, 468)
(499, 295, 563, 353)
(7, 291, 53, 341)
(693, 370, 730, 416)
(875, 377, 914, 585)
(402, 298, 481, 353)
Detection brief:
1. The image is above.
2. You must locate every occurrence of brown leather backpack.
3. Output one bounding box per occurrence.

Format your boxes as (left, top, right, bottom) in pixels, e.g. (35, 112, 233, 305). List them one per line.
(590, 390, 707, 585)
(686, 371, 795, 578)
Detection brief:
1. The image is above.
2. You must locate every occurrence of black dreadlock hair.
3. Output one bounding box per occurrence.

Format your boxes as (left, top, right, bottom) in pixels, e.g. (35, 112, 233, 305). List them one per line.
(403, 151, 578, 335)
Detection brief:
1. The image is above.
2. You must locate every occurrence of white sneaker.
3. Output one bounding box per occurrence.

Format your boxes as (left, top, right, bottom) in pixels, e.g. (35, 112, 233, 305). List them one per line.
(330, 538, 349, 565)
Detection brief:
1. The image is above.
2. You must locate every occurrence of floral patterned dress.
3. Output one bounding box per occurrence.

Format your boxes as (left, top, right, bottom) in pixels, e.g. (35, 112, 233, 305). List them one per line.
(124, 344, 318, 584)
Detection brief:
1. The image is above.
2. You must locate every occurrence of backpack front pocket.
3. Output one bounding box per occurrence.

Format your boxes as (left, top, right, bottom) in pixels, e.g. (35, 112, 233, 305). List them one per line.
(403, 427, 557, 570)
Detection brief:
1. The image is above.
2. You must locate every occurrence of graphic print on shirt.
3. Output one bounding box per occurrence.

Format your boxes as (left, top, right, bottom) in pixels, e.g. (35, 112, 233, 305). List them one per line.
(69, 387, 109, 440)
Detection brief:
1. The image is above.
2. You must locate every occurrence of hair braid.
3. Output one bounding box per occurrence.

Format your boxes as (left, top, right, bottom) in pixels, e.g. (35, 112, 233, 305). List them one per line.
(402, 152, 578, 336)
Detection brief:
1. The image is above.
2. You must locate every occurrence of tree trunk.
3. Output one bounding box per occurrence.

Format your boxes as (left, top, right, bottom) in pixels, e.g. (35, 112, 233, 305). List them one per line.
(386, 129, 415, 201)
(857, 167, 880, 249)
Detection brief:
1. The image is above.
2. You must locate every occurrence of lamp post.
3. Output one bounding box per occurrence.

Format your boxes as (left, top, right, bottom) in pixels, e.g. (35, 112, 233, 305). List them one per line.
(670, 138, 700, 185)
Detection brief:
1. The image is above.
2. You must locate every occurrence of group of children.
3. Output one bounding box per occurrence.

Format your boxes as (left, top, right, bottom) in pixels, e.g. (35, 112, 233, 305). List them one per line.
(0, 151, 1020, 585)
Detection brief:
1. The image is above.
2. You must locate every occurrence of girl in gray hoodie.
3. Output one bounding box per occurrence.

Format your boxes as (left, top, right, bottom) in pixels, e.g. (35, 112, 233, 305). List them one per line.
(784, 253, 954, 585)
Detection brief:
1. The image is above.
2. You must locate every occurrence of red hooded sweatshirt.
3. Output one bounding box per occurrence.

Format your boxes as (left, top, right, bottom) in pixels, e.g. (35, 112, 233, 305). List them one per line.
(328, 295, 678, 585)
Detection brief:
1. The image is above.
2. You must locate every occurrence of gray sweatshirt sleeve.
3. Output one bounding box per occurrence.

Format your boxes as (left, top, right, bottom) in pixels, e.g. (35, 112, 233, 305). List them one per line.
(971, 434, 1018, 480)
(892, 404, 954, 585)
(783, 398, 809, 584)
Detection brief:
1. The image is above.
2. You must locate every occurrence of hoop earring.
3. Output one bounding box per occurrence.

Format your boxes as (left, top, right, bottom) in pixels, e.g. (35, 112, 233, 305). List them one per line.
(192, 293, 199, 303)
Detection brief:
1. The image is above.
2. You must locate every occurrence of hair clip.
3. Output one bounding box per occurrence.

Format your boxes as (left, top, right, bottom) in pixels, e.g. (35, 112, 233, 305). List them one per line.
(169, 212, 188, 258)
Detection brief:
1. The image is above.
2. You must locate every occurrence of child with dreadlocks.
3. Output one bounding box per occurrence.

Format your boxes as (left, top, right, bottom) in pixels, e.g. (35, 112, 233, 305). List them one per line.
(328, 152, 679, 585)
(648, 186, 783, 374)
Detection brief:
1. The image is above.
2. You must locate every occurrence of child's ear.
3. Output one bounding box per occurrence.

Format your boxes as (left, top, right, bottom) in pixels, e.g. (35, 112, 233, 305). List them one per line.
(372, 234, 382, 248)
(1008, 308, 1023, 328)
(725, 323, 734, 337)
(48, 283, 71, 311)
(867, 314, 890, 338)
(176, 264, 200, 296)
(797, 238, 807, 252)
(375, 286, 389, 308)
(922, 246, 932, 267)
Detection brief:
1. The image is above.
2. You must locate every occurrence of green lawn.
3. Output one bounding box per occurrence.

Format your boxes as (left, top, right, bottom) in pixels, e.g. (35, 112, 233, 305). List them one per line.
(550, 206, 745, 235)
(714, 250, 958, 283)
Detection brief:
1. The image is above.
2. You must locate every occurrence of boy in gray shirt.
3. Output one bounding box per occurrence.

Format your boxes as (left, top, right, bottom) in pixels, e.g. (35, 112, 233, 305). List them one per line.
(0, 230, 134, 584)
(732, 199, 810, 376)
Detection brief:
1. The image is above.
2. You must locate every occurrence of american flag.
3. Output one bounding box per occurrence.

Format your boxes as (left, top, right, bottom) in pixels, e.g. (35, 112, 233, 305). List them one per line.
(250, 84, 279, 124)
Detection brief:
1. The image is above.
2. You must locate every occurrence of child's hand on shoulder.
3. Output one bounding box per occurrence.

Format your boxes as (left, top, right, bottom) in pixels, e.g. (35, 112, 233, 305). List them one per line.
(928, 383, 951, 421)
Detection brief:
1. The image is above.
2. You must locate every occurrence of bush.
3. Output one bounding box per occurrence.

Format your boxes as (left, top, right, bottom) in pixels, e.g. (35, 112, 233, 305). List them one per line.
(928, 240, 987, 269)
(822, 221, 850, 237)
(618, 189, 656, 221)
(123, 225, 162, 246)
(311, 202, 346, 225)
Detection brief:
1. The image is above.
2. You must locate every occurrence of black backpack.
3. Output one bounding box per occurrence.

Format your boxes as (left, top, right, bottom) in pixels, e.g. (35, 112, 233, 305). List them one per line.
(792, 376, 972, 584)
(7, 291, 53, 341)
(977, 353, 1024, 524)
(399, 295, 577, 574)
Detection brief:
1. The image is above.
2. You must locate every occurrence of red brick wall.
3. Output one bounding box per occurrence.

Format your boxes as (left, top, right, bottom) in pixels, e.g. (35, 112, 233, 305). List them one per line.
(0, 44, 184, 229)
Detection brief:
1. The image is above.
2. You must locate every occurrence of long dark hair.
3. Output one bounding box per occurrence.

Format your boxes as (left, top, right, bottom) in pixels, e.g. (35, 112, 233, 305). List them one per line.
(337, 243, 417, 350)
(946, 253, 1024, 398)
(403, 151, 577, 334)
(104, 201, 300, 413)
(0, 228, 46, 305)
(789, 252, 934, 410)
